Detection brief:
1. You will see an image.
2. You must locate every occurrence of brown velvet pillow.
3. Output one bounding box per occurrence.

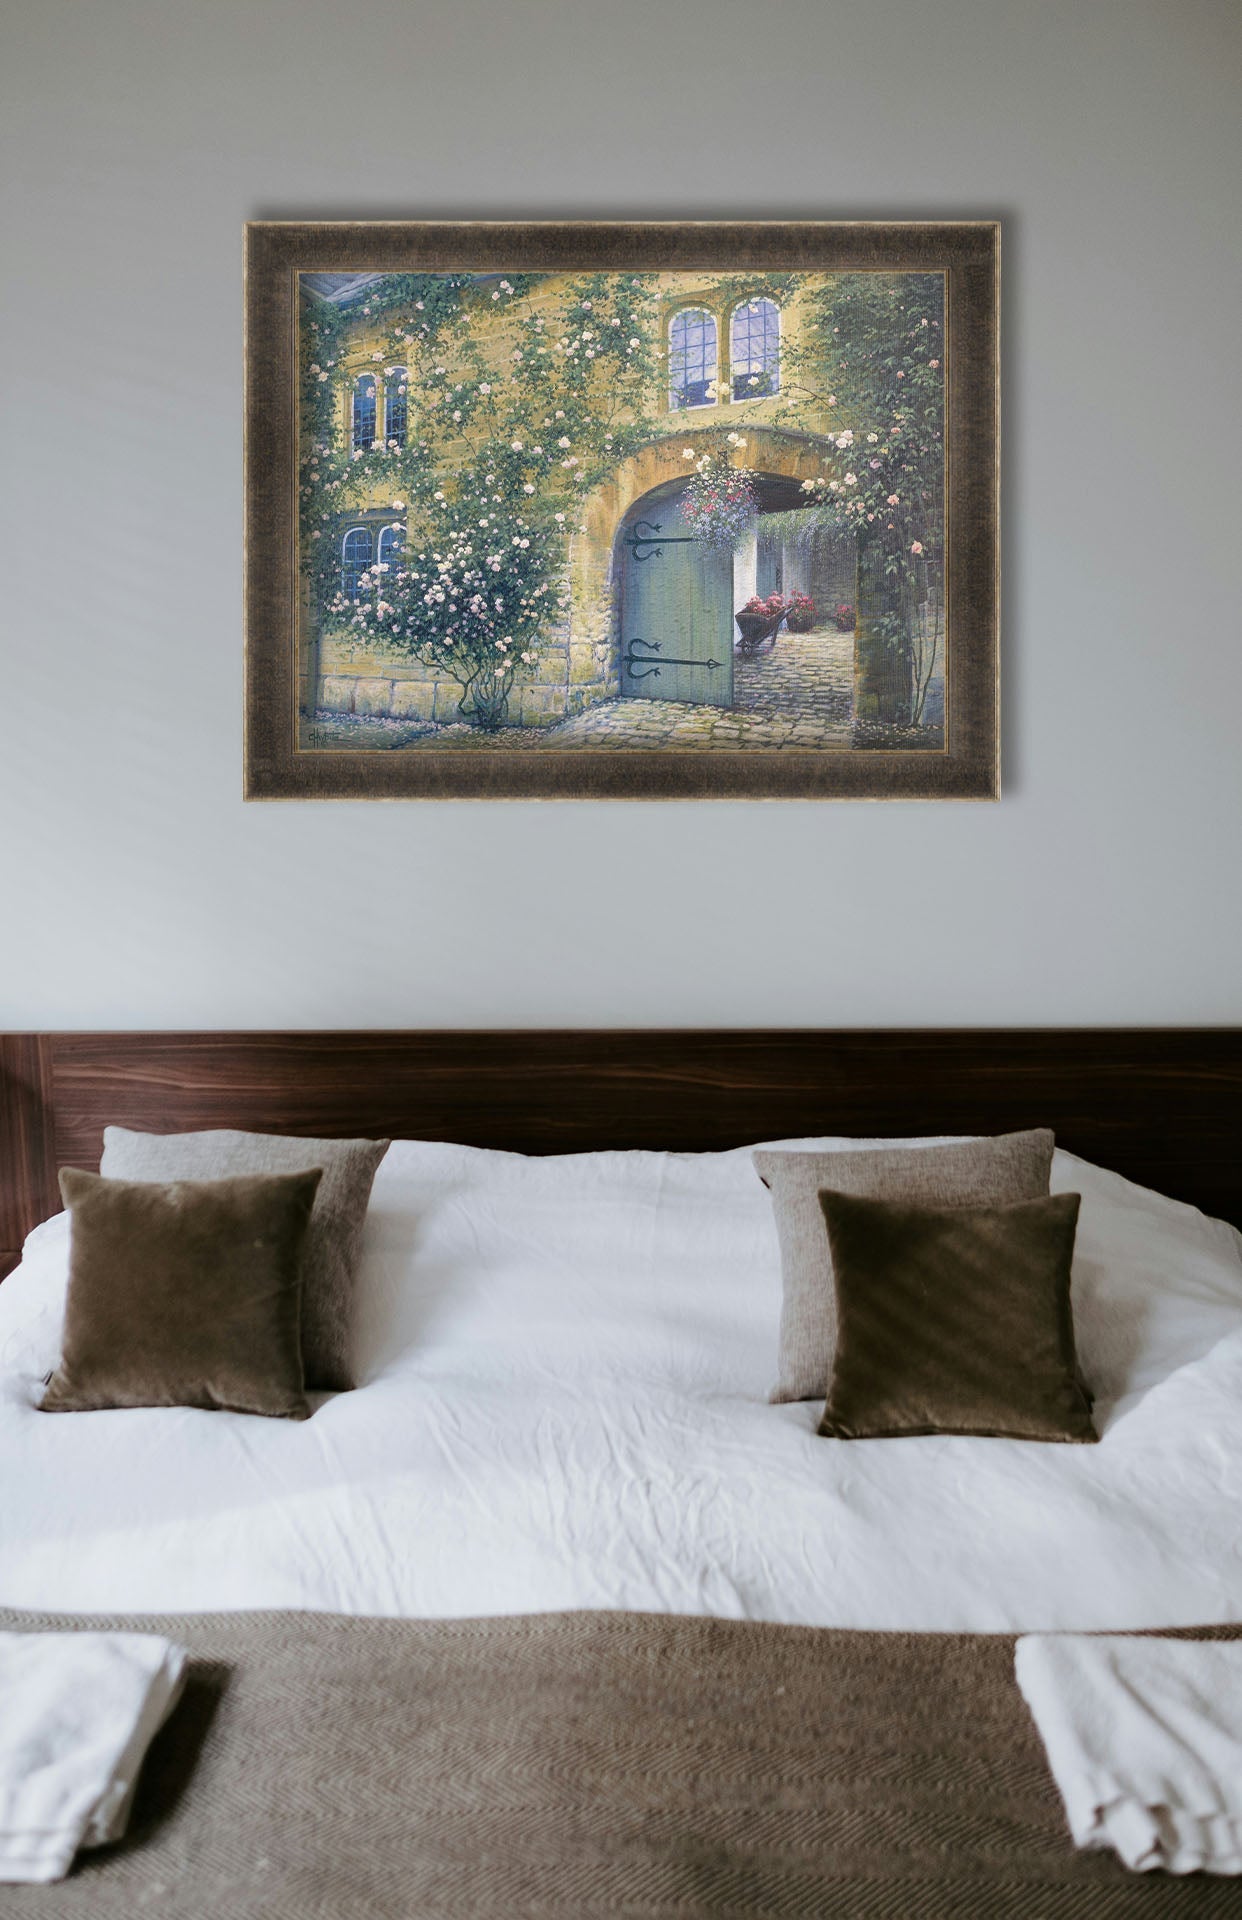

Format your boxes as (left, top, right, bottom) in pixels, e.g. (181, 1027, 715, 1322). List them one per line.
(40, 1167, 323, 1420)
(817, 1189, 1097, 1443)
(100, 1128, 389, 1392)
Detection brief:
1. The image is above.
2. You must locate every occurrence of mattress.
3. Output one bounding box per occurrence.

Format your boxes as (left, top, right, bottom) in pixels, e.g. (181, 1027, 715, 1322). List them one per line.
(2, 1137, 1241, 1631)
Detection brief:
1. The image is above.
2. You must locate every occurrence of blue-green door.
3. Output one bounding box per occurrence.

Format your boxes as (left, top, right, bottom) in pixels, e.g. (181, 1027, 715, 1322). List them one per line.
(619, 513, 734, 707)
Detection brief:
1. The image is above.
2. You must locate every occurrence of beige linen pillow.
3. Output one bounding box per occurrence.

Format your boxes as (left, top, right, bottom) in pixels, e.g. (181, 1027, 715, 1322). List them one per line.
(754, 1129, 1055, 1403)
(41, 1167, 321, 1420)
(100, 1127, 389, 1392)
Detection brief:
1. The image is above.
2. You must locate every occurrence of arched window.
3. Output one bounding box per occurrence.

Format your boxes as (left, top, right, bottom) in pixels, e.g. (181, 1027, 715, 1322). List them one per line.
(384, 367, 408, 447)
(341, 526, 373, 600)
(668, 308, 717, 410)
(352, 373, 377, 450)
(731, 298, 780, 400)
(376, 523, 403, 574)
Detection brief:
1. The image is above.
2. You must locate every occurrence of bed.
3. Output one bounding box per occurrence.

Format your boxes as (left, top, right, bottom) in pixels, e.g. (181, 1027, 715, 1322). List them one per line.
(2, 1027, 1242, 1915)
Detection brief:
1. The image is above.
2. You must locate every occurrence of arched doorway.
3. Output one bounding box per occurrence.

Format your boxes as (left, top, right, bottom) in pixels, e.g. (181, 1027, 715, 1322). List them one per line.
(615, 470, 829, 710)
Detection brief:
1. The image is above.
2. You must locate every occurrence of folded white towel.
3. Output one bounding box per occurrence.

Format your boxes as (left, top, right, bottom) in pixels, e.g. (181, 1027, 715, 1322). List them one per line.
(1016, 1633, 1242, 1875)
(0, 1630, 187, 1883)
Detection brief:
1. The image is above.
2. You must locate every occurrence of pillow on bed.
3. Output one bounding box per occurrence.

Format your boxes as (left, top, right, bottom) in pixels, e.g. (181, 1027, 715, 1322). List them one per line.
(100, 1128, 389, 1391)
(817, 1188, 1097, 1443)
(39, 1167, 321, 1420)
(755, 1130, 1056, 1403)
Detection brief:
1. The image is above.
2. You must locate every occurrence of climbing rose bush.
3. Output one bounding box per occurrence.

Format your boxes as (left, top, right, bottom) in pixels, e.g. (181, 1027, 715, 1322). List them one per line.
(777, 273, 945, 723)
(301, 270, 661, 728)
(330, 472, 563, 730)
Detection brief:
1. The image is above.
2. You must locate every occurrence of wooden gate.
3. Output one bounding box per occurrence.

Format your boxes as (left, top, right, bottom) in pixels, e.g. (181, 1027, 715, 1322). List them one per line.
(618, 510, 734, 708)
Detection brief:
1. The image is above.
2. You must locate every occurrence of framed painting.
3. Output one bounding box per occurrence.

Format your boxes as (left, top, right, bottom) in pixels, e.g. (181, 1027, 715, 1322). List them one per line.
(244, 221, 999, 800)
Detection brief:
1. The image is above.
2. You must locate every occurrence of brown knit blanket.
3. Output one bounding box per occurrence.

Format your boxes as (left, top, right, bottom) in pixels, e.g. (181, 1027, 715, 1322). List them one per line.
(0, 1607, 1238, 1918)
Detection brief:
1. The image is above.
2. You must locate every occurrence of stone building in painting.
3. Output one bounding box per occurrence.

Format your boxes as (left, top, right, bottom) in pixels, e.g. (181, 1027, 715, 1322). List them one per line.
(299, 272, 939, 744)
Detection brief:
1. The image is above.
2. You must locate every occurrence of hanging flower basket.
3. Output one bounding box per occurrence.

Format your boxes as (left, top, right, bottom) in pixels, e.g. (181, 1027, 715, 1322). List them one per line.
(680, 453, 759, 552)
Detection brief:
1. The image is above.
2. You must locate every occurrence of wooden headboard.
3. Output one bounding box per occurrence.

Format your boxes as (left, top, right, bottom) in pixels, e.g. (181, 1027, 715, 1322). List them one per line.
(3, 1029, 1241, 1275)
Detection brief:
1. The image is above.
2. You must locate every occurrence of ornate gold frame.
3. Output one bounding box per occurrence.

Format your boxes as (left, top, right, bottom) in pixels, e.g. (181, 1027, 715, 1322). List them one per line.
(244, 220, 999, 800)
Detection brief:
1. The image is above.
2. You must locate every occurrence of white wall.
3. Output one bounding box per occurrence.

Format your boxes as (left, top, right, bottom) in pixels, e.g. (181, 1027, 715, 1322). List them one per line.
(1, 0, 1239, 1029)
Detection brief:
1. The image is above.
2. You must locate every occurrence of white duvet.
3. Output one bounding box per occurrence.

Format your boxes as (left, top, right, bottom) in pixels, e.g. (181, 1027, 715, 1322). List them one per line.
(3, 1137, 1242, 1632)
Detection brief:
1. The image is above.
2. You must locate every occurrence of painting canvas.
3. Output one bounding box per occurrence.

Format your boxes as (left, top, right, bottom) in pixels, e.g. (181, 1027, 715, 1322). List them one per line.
(245, 224, 999, 800)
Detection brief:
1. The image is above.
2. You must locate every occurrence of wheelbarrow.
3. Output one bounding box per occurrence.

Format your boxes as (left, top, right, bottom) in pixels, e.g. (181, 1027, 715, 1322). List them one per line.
(733, 609, 784, 658)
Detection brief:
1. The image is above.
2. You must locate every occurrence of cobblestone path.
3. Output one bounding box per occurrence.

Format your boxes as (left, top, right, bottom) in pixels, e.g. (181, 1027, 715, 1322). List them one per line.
(542, 622, 854, 750)
(735, 623, 854, 725)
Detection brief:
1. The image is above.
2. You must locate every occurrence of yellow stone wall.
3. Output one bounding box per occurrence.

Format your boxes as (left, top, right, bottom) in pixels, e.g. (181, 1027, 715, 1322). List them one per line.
(310, 274, 839, 727)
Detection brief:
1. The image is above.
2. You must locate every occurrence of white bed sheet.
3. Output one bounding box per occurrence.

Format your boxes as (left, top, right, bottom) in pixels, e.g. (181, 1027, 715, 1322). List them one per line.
(2, 1138, 1242, 1632)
